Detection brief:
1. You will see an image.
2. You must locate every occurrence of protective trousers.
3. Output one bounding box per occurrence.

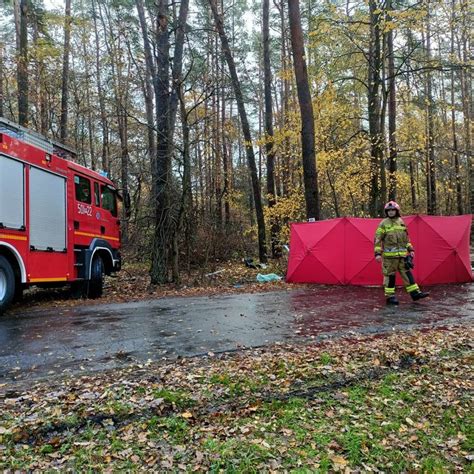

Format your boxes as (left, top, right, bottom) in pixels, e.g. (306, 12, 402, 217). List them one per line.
(382, 257, 420, 297)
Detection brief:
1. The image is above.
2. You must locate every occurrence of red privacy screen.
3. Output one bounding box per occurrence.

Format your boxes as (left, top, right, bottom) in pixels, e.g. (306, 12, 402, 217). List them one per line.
(286, 215, 472, 286)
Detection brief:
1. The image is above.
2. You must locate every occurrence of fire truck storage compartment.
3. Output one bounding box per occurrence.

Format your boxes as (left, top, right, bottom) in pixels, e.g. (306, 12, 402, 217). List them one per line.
(0, 154, 25, 230)
(29, 166, 67, 252)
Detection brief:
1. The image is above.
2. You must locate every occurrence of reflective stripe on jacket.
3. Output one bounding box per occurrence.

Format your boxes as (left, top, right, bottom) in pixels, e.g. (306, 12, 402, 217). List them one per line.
(374, 217, 413, 258)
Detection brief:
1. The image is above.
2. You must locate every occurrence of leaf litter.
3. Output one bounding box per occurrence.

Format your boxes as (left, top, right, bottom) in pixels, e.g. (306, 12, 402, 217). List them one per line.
(0, 323, 472, 471)
(10, 260, 295, 311)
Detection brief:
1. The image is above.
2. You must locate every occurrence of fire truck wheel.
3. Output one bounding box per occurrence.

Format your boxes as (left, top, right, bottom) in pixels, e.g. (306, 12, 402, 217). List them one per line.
(88, 256, 104, 299)
(0, 256, 15, 314)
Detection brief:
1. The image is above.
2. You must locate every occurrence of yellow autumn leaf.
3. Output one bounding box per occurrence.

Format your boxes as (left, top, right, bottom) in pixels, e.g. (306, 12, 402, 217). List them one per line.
(331, 454, 349, 466)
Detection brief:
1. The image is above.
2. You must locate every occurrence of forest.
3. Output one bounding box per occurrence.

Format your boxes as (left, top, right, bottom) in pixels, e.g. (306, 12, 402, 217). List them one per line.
(0, 0, 472, 283)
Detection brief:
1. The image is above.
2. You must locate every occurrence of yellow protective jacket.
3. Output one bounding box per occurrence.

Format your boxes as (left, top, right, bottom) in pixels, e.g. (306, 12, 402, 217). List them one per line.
(374, 217, 413, 258)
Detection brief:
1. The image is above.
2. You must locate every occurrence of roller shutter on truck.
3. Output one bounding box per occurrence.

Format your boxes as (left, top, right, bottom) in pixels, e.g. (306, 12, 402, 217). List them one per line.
(0, 154, 25, 230)
(29, 167, 67, 252)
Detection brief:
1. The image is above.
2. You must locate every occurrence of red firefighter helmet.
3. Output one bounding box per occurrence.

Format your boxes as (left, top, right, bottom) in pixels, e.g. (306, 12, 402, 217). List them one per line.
(384, 200, 400, 216)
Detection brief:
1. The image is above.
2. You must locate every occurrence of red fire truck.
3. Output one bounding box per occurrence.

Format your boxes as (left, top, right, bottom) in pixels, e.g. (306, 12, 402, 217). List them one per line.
(0, 117, 121, 314)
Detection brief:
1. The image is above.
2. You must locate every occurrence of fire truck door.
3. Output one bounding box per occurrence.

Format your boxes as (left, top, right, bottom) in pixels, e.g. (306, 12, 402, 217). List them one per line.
(28, 166, 68, 281)
(74, 175, 99, 241)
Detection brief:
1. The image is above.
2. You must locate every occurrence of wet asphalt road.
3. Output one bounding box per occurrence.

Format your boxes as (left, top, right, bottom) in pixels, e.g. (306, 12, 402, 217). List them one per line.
(0, 284, 472, 385)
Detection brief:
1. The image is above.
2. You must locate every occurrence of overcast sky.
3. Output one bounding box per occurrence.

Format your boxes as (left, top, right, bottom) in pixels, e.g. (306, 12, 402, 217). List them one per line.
(43, 0, 64, 10)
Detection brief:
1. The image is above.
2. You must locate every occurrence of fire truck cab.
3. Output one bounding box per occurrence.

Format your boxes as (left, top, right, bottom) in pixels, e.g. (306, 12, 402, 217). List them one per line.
(0, 117, 121, 314)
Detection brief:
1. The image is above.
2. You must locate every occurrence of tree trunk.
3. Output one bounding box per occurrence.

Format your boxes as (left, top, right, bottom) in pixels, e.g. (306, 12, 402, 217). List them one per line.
(405, 28, 417, 210)
(60, 0, 72, 141)
(29, 11, 48, 134)
(458, 0, 472, 228)
(172, 89, 193, 281)
(327, 169, 340, 217)
(17, 0, 28, 126)
(197, 140, 204, 216)
(135, 0, 158, 198)
(14, 0, 20, 49)
(276, 0, 290, 197)
(425, 5, 437, 215)
(80, 30, 96, 170)
(379, 48, 387, 207)
(367, 0, 383, 216)
(451, 0, 462, 215)
(168, 0, 189, 148)
(214, 36, 223, 228)
(287, 0, 320, 220)
(0, 42, 4, 116)
(151, 0, 172, 283)
(263, 0, 279, 256)
(92, 0, 109, 172)
(409, 158, 417, 209)
(118, 112, 130, 243)
(181, 97, 193, 264)
(170, 0, 191, 280)
(221, 72, 231, 226)
(208, 0, 267, 262)
(137, 0, 172, 281)
(387, 0, 397, 201)
(98, 3, 131, 241)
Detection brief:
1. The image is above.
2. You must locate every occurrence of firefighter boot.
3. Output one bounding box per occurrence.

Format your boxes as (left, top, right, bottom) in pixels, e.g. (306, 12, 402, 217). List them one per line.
(386, 295, 399, 306)
(410, 290, 429, 301)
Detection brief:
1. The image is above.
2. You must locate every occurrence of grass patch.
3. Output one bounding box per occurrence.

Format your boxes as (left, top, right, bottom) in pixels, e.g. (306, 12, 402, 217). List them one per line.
(1, 326, 472, 471)
(319, 352, 333, 365)
(152, 388, 194, 409)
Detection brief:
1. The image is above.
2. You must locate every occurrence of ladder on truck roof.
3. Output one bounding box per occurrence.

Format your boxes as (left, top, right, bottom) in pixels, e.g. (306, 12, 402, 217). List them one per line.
(0, 116, 77, 161)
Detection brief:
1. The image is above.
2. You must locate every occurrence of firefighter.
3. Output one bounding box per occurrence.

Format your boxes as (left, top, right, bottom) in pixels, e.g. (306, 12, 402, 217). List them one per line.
(82, 186, 90, 203)
(374, 201, 429, 305)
